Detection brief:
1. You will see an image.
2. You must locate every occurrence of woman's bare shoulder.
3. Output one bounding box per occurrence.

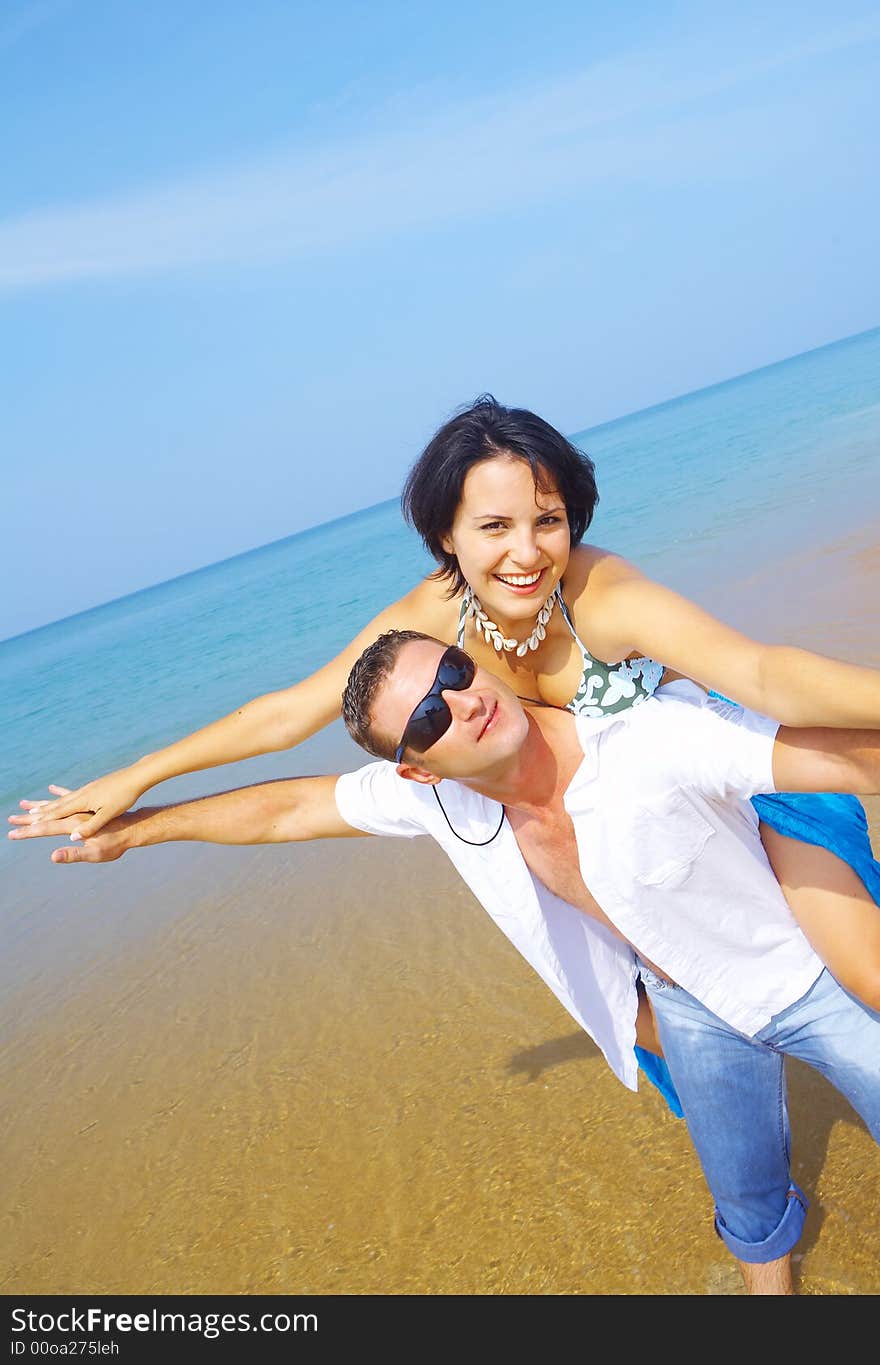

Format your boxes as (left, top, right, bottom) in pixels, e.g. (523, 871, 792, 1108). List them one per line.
(562, 544, 655, 660)
(385, 574, 461, 636)
(562, 543, 645, 602)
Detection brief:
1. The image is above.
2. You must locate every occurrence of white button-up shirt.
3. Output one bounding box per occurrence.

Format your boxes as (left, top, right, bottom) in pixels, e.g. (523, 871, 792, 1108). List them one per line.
(334, 682, 824, 1091)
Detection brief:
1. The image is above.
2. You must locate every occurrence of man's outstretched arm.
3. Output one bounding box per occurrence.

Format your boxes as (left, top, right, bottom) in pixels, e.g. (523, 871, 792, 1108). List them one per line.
(8, 776, 366, 863)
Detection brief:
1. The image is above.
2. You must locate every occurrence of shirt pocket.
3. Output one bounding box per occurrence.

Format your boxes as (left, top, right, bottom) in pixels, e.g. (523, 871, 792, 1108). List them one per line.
(630, 791, 715, 889)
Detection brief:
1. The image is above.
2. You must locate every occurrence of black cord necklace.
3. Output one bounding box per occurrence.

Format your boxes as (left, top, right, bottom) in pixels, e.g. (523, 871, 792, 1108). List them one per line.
(431, 784, 506, 846)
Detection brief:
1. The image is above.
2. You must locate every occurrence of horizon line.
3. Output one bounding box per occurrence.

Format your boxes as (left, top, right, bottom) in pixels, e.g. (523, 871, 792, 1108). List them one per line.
(5, 320, 878, 648)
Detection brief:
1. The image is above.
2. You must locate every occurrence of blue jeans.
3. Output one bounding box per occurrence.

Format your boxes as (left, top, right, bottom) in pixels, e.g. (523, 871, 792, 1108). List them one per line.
(640, 966, 880, 1263)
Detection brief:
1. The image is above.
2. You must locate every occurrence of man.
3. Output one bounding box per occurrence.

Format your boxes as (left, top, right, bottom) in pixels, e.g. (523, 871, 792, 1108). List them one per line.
(12, 631, 880, 1295)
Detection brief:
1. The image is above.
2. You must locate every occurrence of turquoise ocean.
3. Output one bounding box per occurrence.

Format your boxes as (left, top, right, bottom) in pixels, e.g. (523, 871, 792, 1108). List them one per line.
(3, 323, 880, 882)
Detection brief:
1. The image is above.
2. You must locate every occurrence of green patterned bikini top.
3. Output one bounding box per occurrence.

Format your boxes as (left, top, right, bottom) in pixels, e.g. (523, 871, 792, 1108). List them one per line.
(457, 585, 664, 719)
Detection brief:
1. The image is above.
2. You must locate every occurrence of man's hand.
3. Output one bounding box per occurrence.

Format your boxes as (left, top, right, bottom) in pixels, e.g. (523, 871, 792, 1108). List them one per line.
(9, 789, 135, 864)
(12, 766, 148, 841)
(10, 774, 364, 859)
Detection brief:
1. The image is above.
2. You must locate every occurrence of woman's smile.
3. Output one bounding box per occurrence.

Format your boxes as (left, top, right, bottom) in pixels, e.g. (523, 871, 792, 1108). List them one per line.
(493, 567, 548, 596)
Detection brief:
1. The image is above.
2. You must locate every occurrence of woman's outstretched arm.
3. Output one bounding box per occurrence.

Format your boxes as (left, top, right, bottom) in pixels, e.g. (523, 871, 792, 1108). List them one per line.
(577, 551, 880, 728)
(23, 581, 446, 839)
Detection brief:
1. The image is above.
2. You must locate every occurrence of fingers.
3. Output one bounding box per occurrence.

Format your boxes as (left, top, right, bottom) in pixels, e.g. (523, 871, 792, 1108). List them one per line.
(10, 787, 127, 863)
(9, 812, 89, 832)
(8, 814, 82, 840)
(71, 811, 107, 840)
(9, 819, 99, 861)
(35, 800, 104, 838)
(19, 786, 78, 821)
(11, 791, 91, 830)
(51, 837, 121, 865)
(33, 796, 75, 820)
(8, 790, 117, 862)
(51, 845, 89, 864)
(8, 810, 63, 826)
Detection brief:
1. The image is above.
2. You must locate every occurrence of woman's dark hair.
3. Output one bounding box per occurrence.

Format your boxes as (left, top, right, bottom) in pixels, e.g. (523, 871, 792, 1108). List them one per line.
(402, 394, 599, 595)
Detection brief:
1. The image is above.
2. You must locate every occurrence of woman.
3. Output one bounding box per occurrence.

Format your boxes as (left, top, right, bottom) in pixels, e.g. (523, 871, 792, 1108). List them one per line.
(18, 396, 880, 1024)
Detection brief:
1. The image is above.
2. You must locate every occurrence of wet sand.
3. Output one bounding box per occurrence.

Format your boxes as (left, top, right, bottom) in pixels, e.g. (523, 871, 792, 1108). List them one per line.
(3, 520, 879, 1296)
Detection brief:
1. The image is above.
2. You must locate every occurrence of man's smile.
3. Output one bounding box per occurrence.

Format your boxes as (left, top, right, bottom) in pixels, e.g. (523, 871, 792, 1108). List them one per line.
(478, 699, 499, 740)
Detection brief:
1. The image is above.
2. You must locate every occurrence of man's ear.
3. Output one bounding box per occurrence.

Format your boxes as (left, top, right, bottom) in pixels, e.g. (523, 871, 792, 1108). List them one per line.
(396, 762, 441, 786)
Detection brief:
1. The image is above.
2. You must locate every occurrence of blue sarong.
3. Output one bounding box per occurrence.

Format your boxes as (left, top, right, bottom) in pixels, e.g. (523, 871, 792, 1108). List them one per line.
(636, 790, 880, 1118)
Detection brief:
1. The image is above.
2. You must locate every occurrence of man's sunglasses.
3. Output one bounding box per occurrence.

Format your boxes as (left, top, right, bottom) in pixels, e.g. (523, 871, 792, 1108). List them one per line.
(394, 645, 477, 764)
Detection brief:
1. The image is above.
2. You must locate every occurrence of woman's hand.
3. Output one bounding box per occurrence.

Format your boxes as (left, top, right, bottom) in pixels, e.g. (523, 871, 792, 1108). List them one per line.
(12, 770, 147, 840)
(8, 787, 134, 862)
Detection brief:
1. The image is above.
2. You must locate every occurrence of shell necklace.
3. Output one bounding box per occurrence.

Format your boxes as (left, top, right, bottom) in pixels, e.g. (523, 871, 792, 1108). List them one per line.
(463, 582, 560, 657)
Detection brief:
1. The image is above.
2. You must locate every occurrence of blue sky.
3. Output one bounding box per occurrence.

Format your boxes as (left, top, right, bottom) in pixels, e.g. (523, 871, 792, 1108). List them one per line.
(3, 0, 879, 640)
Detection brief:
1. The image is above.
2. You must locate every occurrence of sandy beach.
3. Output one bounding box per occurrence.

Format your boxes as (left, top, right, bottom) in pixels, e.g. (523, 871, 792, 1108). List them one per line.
(3, 519, 879, 1297)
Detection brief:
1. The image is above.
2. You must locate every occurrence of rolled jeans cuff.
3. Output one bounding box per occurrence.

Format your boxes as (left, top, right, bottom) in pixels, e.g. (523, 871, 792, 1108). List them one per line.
(714, 1182, 808, 1264)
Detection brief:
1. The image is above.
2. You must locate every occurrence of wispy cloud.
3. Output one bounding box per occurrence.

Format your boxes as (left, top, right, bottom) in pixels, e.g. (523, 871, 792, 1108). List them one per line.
(1, 16, 877, 292)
